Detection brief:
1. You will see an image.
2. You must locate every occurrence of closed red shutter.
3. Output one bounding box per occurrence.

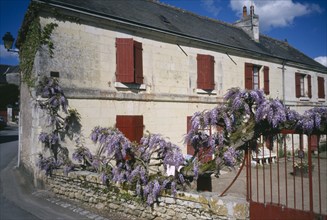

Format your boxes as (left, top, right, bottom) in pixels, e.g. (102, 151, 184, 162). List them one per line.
(116, 115, 143, 143)
(116, 38, 134, 83)
(134, 41, 143, 84)
(263, 66, 270, 95)
(245, 63, 253, 90)
(295, 73, 301, 98)
(307, 75, 312, 98)
(197, 54, 215, 90)
(186, 116, 195, 156)
(318, 77, 325, 98)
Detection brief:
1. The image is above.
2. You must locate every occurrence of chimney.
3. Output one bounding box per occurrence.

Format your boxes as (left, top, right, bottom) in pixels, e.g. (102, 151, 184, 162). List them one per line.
(250, 5, 254, 17)
(243, 6, 247, 18)
(234, 4, 260, 42)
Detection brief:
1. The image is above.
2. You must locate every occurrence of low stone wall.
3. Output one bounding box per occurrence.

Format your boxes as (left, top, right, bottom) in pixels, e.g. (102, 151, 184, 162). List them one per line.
(46, 170, 249, 220)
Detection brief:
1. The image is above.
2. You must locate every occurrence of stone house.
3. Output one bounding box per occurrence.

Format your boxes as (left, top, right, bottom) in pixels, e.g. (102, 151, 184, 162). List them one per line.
(16, 0, 326, 176)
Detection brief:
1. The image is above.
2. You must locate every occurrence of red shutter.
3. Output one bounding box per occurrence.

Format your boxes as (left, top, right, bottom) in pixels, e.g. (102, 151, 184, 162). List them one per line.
(263, 66, 270, 95)
(245, 63, 253, 90)
(295, 73, 301, 98)
(197, 54, 215, 90)
(318, 77, 325, 99)
(186, 116, 195, 156)
(116, 38, 134, 83)
(116, 115, 143, 143)
(134, 41, 143, 84)
(307, 75, 312, 98)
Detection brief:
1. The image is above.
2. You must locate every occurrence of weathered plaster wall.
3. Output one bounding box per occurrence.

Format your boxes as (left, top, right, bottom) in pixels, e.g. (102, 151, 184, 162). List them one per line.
(19, 11, 326, 176)
(47, 170, 249, 220)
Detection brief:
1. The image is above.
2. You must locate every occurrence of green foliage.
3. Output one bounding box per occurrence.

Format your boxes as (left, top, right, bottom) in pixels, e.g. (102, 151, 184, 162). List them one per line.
(19, 18, 41, 87)
(18, 2, 58, 87)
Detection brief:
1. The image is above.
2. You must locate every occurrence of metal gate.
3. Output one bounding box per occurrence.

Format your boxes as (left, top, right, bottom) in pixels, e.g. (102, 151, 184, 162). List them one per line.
(245, 131, 327, 220)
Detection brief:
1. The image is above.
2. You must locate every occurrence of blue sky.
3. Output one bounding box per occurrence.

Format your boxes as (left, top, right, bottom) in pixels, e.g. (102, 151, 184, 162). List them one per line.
(1, 0, 326, 67)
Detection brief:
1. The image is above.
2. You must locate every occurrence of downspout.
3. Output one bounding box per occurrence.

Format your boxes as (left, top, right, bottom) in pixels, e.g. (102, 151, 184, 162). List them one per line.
(17, 72, 22, 168)
(282, 61, 286, 104)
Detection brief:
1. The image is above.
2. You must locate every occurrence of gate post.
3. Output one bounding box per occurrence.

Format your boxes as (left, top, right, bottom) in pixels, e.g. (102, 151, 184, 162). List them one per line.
(307, 135, 313, 213)
(245, 148, 250, 201)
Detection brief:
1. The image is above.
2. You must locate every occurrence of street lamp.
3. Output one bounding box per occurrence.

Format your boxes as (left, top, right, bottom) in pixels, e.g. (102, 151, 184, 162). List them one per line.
(2, 32, 19, 53)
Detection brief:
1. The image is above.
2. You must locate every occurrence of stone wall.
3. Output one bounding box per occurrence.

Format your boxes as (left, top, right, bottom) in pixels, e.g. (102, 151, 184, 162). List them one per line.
(46, 170, 249, 220)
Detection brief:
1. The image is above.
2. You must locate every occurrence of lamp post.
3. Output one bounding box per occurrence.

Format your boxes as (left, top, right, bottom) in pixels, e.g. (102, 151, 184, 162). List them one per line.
(2, 32, 19, 53)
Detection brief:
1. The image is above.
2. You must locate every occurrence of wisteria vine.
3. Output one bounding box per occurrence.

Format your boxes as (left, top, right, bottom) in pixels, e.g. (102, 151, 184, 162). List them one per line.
(36, 76, 81, 176)
(36, 84, 326, 206)
(185, 87, 326, 177)
(87, 128, 185, 205)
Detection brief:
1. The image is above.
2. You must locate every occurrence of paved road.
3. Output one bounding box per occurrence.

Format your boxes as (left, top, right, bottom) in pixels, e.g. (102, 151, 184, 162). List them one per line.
(0, 126, 40, 220)
(0, 125, 113, 220)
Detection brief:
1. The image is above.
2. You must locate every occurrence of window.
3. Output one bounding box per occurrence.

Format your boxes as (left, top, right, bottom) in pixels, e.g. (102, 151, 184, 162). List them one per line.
(253, 66, 259, 90)
(116, 38, 143, 84)
(318, 76, 325, 99)
(116, 115, 144, 143)
(197, 54, 215, 90)
(295, 73, 312, 98)
(244, 63, 269, 94)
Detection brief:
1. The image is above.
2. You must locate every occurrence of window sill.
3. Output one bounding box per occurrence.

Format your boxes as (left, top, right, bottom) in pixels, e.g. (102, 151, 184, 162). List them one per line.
(299, 97, 310, 101)
(318, 98, 325, 102)
(115, 82, 146, 90)
(196, 89, 217, 95)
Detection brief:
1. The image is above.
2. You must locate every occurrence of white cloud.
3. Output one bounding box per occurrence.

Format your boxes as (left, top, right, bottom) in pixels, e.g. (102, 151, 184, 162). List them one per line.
(201, 0, 221, 17)
(314, 56, 327, 67)
(230, 0, 322, 31)
(0, 44, 19, 60)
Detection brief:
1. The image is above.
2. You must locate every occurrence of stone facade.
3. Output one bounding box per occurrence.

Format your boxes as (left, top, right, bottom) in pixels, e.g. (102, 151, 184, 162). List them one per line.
(47, 170, 249, 220)
(18, 2, 326, 182)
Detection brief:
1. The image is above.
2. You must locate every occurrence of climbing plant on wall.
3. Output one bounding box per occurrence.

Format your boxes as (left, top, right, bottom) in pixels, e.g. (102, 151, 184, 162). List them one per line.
(36, 76, 81, 176)
(16, 2, 58, 87)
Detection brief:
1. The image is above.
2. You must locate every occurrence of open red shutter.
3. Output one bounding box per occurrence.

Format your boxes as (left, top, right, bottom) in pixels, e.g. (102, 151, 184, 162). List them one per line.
(186, 116, 195, 156)
(318, 77, 325, 99)
(263, 66, 270, 95)
(134, 41, 143, 84)
(116, 115, 143, 143)
(133, 116, 144, 143)
(307, 75, 312, 98)
(197, 54, 215, 90)
(116, 38, 134, 83)
(295, 73, 301, 98)
(245, 63, 253, 90)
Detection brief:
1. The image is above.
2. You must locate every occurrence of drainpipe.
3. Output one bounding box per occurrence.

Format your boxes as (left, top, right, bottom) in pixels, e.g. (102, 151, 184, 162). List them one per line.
(281, 61, 286, 104)
(16, 74, 22, 168)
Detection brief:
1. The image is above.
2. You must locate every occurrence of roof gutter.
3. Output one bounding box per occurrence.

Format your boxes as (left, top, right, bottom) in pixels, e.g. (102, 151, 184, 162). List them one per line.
(33, 0, 326, 73)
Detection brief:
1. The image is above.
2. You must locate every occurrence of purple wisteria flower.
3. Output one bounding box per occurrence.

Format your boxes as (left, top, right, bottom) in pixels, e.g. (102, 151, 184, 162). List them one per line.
(223, 147, 238, 167)
(255, 99, 287, 128)
(37, 76, 69, 114)
(36, 154, 60, 176)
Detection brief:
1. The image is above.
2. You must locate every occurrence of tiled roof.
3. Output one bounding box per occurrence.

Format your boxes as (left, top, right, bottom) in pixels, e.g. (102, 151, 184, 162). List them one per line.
(35, 0, 326, 72)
